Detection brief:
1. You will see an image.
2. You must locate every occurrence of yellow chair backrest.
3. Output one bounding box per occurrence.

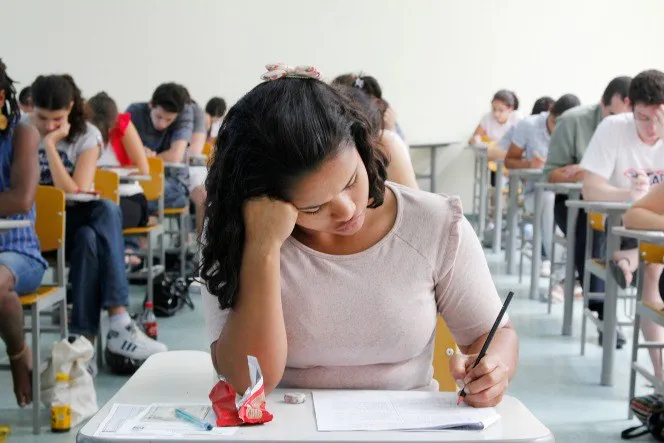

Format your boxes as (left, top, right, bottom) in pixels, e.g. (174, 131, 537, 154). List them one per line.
(95, 169, 120, 204)
(140, 157, 165, 202)
(432, 316, 458, 392)
(35, 186, 65, 253)
(589, 212, 606, 232)
(202, 142, 213, 157)
(640, 243, 664, 264)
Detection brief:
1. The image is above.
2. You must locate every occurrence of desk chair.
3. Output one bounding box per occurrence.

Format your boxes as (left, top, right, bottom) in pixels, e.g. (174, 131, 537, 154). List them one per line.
(580, 212, 634, 355)
(628, 242, 664, 416)
(0, 186, 68, 434)
(432, 316, 457, 392)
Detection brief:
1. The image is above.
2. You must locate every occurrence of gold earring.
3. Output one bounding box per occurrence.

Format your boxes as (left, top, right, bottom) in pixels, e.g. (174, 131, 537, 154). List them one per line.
(0, 114, 7, 131)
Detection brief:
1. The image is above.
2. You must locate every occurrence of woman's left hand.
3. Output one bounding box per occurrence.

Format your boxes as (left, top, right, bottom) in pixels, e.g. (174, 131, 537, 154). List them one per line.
(449, 353, 510, 407)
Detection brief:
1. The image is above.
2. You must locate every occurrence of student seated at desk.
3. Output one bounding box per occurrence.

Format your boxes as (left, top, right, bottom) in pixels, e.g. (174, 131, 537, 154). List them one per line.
(332, 73, 407, 143)
(505, 94, 580, 280)
(497, 96, 554, 154)
(205, 97, 226, 141)
(623, 183, 664, 381)
(182, 89, 208, 237)
(544, 76, 632, 337)
(0, 60, 47, 407)
(581, 69, 664, 350)
(86, 92, 150, 230)
(202, 64, 518, 408)
(30, 75, 167, 374)
(341, 85, 418, 189)
(126, 83, 193, 211)
(18, 86, 33, 116)
(469, 90, 522, 161)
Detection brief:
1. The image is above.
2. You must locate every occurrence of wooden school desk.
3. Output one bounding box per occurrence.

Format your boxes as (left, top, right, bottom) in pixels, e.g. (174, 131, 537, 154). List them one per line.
(529, 183, 582, 303)
(504, 169, 543, 275)
(0, 219, 30, 232)
(565, 200, 630, 386)
(77, 350, 554, 443)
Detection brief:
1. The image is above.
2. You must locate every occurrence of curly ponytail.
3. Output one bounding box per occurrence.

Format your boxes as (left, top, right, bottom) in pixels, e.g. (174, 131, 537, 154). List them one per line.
(0, 59, 20, 131)
(31, 74, 88, 143)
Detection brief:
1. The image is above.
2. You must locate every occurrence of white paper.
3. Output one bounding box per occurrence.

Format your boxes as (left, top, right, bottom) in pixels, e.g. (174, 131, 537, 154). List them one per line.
(313, 391, 500, 432)
(93, 403, 238, 439)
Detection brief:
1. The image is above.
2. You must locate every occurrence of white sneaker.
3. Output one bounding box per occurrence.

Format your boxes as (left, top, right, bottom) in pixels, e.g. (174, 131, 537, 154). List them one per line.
(540, 260, 551, 277)
(105, 321, 167, 374)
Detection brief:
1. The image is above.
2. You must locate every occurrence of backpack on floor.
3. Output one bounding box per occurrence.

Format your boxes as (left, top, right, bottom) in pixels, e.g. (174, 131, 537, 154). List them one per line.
(622, 394, 664, 441)
(147, 272, 195, 317)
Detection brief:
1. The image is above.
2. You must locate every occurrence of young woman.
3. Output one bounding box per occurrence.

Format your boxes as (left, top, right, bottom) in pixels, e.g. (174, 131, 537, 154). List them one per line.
(469, 90, 522, 161)
(201, 65, 518, 407)
(0, 59, 46, 407)
(205, 97, 227, 141)
(30, 75, 166, 374)
(342, 85, 417, 189)
(87, 92, 150, 230)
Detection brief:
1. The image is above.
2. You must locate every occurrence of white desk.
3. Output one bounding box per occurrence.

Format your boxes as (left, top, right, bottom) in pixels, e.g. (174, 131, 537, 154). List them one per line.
(505, 169, 543, 274)
(164, 162, 187, 169)
(529, 183, 582, 302)
(0, 219, 31, 232)
(612, 227, 664, 245)
(66, 193, 101, 203)
(78, 351, 553, 443)
(565, 200, 630, 386)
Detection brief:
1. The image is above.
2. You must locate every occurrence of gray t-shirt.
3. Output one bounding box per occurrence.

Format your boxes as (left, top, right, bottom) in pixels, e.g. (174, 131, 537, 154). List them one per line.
(192, 103, 206, 135)
(37, 122, 102, 187)
(126, 102, 194, 154)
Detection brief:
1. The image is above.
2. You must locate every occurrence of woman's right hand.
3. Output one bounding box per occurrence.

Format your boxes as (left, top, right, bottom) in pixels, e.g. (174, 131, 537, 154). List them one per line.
(243, 197, 298, 252)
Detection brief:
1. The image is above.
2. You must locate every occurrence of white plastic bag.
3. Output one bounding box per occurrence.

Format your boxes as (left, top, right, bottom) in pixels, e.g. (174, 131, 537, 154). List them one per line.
(41, 336, 99, 426)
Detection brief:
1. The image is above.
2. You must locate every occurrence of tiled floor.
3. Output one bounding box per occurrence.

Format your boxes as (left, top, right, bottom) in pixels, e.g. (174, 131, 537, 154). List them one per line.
(0, 250, 653, 442)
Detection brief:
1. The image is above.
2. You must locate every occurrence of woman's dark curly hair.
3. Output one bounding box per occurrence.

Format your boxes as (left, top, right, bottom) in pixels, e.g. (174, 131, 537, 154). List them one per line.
(31, 74, 88, 143)
(201, 77, 388, 310)
(0, 59, 20, 133)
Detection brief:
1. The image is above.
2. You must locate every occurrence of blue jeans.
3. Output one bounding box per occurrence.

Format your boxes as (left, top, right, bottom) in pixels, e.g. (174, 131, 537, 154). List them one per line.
(65, 200, 129, 336)
(148, 176, 189, 212)
(0, 251, 45, 294)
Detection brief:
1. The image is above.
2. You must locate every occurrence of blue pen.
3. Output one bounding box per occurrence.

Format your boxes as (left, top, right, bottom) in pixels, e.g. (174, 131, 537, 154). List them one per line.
(174, 408, 214, 431)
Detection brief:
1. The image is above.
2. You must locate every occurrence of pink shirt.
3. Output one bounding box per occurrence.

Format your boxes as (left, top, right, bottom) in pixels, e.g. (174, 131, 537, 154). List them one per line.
(203, 183, 506, 391)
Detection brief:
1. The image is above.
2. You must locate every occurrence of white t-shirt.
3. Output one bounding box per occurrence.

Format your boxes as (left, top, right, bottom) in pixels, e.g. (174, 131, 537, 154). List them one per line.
(480, 111, 523, 142)
(97, 144, 144, 197)
(580, 113, 664, 189)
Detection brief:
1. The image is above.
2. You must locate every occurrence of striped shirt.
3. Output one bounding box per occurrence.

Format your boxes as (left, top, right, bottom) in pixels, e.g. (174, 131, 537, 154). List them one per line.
(0, 124, 47, 267)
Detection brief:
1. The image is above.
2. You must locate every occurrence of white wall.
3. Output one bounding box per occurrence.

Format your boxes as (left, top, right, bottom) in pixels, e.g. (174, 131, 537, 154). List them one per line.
(5, 0, 664, 206)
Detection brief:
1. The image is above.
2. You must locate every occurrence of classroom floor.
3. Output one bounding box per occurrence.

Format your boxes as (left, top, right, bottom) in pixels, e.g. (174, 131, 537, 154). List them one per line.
(0, 248, 654, 442)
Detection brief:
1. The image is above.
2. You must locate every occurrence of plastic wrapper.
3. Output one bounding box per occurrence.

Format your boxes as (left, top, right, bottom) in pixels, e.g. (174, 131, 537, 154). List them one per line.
(209, 356, 273, 426)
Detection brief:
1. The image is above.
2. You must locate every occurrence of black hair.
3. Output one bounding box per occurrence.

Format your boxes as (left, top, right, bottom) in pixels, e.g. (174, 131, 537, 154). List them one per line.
(602, 76, 632, 106)
(339, 86, 383, 135)
(86, 92, 118, 145)
(493, 89, 519, 110)
(551, 94, 581, 117)
(151, 82, 187, 114)
(333, 73, 390, 121)
(0, 59, 20, 132)
(202, 78, 388, 309)
(531, 96, 554, 115)
(31, 74, 87, 143)
(628, 70, 664, 108)
(18, 86, 32, 107)
(205, 97, 227, 118)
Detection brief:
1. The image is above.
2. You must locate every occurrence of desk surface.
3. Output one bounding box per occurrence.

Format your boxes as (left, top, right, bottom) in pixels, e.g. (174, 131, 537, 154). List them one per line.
(164, 162, 187, 169)
(535, 182, 582, 192)
(119, 175, 151, 183)
(565, 200, 631, 212)
(507, 168, 543, 178)
(78, 351, 553, 443)
(612, 227, 664, 245)
(0, 219, 30, 231)
(66, 193, 100, 202)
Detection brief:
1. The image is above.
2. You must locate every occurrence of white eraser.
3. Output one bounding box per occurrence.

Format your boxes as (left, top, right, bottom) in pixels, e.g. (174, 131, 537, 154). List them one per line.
(284, 392, 306, 404)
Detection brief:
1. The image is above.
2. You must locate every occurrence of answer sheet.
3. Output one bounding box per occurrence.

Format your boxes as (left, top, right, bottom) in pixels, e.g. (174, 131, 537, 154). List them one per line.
(313, 390, 501, 431)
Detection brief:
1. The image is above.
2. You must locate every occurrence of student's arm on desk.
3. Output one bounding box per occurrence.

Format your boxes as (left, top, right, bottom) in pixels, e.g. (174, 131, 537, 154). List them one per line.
(0, 124, 40, 216)
(211, 198, 297, 394)
(44, 124, 100, 193)
(156, 140, 188, 163)
(468, 124, 486, 145)
(157, 105, 194, 163)
(623, 183, 664, 230)
(582, 171, 631, 202)
(121, 121, 150, 175)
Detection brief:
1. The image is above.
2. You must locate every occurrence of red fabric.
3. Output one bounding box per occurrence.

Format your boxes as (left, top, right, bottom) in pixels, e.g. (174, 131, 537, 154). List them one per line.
(109, 112, 132, 166)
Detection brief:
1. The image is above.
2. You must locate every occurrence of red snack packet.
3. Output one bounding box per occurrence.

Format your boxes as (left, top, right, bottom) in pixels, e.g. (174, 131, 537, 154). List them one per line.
(209, 356, 273, 426)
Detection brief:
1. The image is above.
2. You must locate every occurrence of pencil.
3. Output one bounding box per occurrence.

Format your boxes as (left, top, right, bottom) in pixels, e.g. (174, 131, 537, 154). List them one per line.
(457, 291, 514, 406)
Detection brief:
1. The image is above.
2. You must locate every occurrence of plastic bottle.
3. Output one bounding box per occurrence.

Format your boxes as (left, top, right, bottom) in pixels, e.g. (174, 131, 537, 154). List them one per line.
(142, 301, 158, 340)
(51, 372, 71, 433)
